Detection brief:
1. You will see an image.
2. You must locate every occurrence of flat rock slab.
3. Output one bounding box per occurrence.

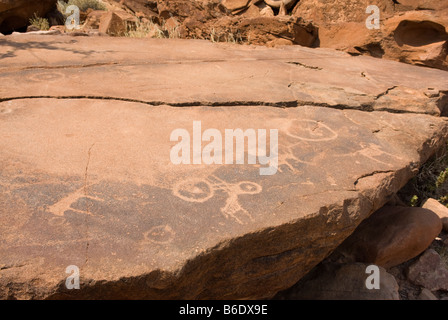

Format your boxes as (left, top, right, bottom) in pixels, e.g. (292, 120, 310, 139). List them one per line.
(0, 35, 448, 299)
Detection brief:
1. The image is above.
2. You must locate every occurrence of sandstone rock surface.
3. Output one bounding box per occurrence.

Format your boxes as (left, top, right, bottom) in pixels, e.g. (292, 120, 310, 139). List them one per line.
(1, 34, 448, 299)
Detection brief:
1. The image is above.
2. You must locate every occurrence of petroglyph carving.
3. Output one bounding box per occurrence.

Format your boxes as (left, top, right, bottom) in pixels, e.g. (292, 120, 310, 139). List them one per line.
(274, 118, 338, 173)
(173, 176, 262, 224)
(143, 225, 175, 244)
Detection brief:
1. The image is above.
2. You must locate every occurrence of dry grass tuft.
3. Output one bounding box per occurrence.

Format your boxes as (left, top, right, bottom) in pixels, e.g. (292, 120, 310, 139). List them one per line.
(29, 14, 50, 31)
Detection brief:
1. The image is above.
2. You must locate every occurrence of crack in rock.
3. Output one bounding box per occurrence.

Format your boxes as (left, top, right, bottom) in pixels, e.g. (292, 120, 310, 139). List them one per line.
(286, 61, 323, 70)
(353, 170, 395, 188)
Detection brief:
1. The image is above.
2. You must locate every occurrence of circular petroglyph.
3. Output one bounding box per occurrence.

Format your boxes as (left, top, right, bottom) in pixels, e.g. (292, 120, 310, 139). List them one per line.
(143, 225, 175, 244)
(173, 178, 214, 203)
(286, 120, 338, 141)
(26, 71, 65, 82)
(48, 216, 66, 227)
(236, 181, 262, 195)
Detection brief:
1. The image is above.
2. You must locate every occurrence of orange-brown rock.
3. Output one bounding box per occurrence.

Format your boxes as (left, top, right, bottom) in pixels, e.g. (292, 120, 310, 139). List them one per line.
(1, 34, 448, 299)
(396, 0, 448, 11)
(83, 10, 107, 30)
(422, 198, 448, 232)
(221, 0, 251, 13)
(333, 206, 442, 268)
(99, 11, 126, 35)
(292, 0, 396, 25)
(98, 10, 138, 36)
(292, 0, 448, 70)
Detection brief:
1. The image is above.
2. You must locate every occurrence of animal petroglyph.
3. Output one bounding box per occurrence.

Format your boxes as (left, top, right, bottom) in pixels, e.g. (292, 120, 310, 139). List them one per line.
(277, 142, 314, 173)
(173, 176, 262, 224)
(48, 185, 104, 217)
(274, 119, 338, 173)
(286, 119, 338, 142)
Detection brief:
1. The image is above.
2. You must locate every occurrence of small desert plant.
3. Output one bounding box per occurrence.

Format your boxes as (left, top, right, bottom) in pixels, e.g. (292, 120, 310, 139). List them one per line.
(209, 28, 244, 44)
(225, 30, 243, 44)
(165, 23, 181, 39)
(398, 141, 448, 207)
(125, 19, 180, 39)
(29, 14, 50, 31)
(57, 0, 106, 13)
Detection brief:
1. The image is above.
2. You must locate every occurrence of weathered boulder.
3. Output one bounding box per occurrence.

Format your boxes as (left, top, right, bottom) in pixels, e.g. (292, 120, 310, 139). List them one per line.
(98, 10, 137, 36)
(221, 0, 251, 13)
(0, 0, 57, 34)
(422, 198, 448, 232)
(276, 263, 400, 300)
(264, 0, 297, 10)
(396, 0, 448, 11)
(418, 288, 438, 300)
(0, 35, 448, 299)
(259, 6, 274, 17)
(407, 249, 448, 291)
(332, 206, 442, 268)
(107, 0, 159, 18)
(239, 4, 261, 18)
(379, 11, 448, 70)
(99, 11, 126, 35)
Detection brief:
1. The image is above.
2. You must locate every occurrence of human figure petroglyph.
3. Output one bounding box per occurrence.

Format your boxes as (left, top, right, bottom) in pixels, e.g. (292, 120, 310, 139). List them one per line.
(264, 0, 297, 9)
(219, 180, 262, 224)
(173, 175, 262, 224)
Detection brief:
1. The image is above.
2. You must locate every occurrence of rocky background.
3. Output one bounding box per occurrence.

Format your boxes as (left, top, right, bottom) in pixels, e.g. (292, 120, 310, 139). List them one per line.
(0, 0, 447, 70)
